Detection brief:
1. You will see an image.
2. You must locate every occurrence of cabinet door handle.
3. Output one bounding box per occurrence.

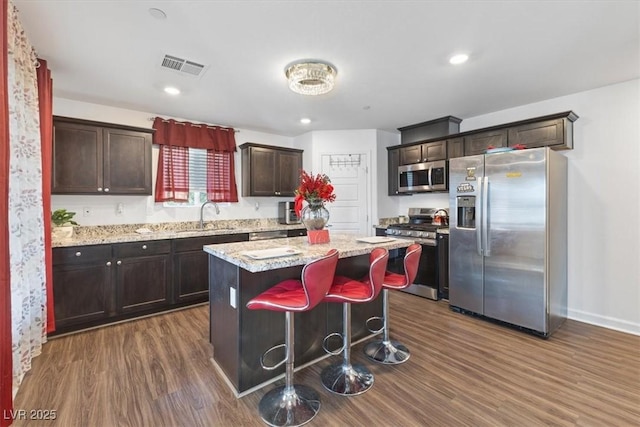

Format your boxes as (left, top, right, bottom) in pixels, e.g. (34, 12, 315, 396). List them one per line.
(106, 261, 112, 266)
(75, 251, 82, 257)
(116, 260, 122, 265)
(142, 244, 147, 250)
(104, 188, 110, 192)
(97, 187, 103, 192)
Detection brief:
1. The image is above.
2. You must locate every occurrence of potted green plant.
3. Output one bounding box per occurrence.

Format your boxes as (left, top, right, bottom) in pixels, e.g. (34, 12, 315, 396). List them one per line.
(51, 209, 78, 239)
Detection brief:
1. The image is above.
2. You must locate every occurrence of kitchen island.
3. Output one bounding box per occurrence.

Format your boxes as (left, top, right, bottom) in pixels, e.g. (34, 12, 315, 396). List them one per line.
(204, 234, 411, 396)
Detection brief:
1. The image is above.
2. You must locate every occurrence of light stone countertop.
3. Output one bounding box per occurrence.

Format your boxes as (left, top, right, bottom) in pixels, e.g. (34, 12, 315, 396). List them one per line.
(52, 219, 306, 248)
(203, 234, 411, 273)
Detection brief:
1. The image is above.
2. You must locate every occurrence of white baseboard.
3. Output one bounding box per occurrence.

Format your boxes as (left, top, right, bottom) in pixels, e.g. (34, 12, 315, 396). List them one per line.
(568, 309, 640, 336)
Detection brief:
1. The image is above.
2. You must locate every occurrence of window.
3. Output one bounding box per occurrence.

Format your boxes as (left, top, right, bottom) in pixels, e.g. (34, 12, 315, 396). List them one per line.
(152, 117, 239, 204)
(155, 146, 238, 204)
(163, 148, 208, 207)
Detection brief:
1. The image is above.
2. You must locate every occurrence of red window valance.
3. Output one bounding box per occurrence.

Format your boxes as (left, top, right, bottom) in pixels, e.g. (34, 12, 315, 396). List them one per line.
(152, 117, 236, 152)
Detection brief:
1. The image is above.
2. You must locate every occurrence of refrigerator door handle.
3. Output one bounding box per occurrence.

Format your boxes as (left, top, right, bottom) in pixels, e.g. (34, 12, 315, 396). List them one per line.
(482, 177, 490, 257)
(476, 176, 483, 256)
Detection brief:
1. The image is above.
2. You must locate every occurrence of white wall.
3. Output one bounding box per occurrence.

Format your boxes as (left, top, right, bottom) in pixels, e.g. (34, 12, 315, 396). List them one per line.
(52, 98, 295, 225)
(385, 79, 640, 334)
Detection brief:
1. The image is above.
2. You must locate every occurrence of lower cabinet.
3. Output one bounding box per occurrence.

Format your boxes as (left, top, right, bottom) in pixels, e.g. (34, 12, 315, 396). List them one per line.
(52, 240, 171, 333)
(53, 231, 311, 334)
(114, 240, 171, 315)
(52, 245, 113, 329)
(173, 234, 249, 304)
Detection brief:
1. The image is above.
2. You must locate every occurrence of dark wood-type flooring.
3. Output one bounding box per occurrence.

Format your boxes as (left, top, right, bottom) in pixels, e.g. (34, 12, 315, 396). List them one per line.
(12, 291, 640, 426)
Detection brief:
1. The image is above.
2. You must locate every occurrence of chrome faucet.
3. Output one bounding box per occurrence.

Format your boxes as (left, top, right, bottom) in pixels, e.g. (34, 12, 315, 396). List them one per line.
(199, 200, 220, 229)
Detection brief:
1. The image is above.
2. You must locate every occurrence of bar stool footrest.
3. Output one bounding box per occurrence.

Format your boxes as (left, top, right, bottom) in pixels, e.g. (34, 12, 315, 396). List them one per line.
(363, 339, 410, 365)
(258, 384, 321, 427)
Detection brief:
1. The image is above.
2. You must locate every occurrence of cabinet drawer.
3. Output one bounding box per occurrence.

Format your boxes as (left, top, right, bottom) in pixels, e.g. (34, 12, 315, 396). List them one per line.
(174, 233, 249, 252)
(53, 245, 112, 265)
(113, 240, 171, 257)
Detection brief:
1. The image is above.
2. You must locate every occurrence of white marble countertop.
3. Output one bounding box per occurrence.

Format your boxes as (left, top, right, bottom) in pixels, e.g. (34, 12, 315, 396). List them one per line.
(203, 234, 412, 273)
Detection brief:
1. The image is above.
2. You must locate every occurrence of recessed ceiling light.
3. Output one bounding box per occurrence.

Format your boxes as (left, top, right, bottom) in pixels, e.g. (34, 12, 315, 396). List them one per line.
(449, 54, 469, 65)
(300, 118, 311, 124)
(164, 86, 180, 95)
(149, 8, 167, 20)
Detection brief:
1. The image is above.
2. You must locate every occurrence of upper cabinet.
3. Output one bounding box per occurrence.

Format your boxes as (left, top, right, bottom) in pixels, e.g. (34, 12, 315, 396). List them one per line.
(463, 129, 508, 156)
(399, 140, 447, 165)
(52, 116, 152, 195)
(240, 143, 303, 197)
(447, 137, 464, 159)
(388, 111, 578, 195)
(508, 114, 577, 150)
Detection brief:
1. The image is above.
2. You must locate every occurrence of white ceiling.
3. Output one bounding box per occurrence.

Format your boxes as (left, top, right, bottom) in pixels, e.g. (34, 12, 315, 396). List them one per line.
(14, 0, 640, 137)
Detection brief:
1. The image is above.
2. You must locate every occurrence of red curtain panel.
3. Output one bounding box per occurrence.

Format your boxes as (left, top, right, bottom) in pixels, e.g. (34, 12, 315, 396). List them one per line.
(1, 0, 14, 424)
(37, 58, 54, 333)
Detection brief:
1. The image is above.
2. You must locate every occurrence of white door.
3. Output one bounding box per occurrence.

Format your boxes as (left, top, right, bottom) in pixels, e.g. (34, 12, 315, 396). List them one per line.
(321, 154, 369, 235)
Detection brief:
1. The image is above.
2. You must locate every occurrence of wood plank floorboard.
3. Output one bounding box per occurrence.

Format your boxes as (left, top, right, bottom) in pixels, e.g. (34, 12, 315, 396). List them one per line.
(12, 292, 640, 426)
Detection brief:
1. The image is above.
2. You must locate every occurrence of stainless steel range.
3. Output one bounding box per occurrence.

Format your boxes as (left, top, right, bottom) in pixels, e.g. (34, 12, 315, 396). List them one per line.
(385, 208, 449, 300)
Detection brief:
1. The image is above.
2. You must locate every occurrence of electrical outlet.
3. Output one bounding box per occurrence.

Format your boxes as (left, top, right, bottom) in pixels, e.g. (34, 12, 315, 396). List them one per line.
(229, 287, 237, 309)
(83, 207, 91, 217)
(116, 203, 124, 215)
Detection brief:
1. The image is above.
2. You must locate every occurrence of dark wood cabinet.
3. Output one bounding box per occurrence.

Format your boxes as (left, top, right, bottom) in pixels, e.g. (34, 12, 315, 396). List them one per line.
(52, 230, 317, 335)
(240, 143, 303, 197)
(52, 245, 113, 329)
(388, 112, 578, 193)
(173, 234, 249, 304)
(447, 137, 464, 159)
(113, 241, 171, 315)
(52, 116, 152, 195)
(399, 140, 446, 165)
(508, 117, 571, 149)
(387, 147, 404, 196)
(464, 129, 508, 156)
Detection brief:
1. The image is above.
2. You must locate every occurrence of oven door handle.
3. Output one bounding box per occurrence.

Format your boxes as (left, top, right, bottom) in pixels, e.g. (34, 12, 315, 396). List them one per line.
(415, 238, 437, 246)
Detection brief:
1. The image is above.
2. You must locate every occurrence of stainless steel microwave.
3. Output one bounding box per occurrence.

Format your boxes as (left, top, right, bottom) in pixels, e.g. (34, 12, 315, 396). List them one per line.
(398, 160, 448, 193)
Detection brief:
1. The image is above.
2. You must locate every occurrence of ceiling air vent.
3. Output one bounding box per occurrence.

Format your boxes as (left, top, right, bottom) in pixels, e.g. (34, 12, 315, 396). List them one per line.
(160, 54, 206, 77)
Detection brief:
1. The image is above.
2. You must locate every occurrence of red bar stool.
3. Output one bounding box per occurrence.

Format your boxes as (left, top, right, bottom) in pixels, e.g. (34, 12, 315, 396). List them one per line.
(246, 249, 339, 427)
(364, 243, 422, 364)
(320, 247, 389, 396)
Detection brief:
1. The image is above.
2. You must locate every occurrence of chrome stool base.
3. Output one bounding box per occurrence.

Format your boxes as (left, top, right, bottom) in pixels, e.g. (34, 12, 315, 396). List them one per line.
(320, 363, 374, 396)
(363, 339, 410, 364)
(258, 384, 321, 427)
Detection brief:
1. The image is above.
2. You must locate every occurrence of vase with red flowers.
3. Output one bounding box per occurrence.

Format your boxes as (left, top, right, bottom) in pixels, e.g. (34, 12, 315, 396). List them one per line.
(294, 171, 336, 231)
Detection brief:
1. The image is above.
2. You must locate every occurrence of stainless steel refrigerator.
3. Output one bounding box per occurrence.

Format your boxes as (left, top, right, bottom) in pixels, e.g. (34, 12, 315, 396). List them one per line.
(448, 147, 567, 337)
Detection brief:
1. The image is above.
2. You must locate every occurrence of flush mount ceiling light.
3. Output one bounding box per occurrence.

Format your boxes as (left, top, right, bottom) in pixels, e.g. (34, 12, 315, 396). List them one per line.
(449, 53, 469, 65)
(163, 86, 180, 95)
(300, 118, 311, 124)
(285, 61, 337, 96)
